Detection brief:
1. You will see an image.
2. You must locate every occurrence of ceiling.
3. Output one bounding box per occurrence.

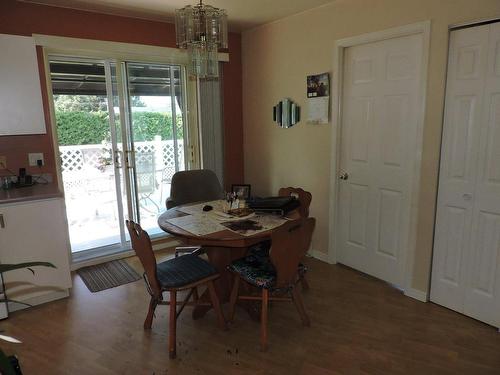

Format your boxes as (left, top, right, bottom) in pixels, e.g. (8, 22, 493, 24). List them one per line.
(19, 0, 337, 31)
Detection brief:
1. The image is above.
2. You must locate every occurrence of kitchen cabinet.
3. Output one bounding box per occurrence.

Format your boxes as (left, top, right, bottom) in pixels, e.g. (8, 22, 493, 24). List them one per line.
(0, 198, 72, 312)
(0, 33, 46, 135)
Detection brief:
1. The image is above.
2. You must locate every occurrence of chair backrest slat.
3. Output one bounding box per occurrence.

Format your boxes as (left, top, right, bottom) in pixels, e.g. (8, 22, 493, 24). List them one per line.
(126, 220, 162, 298)
(278, 187, 312, 218)
(269, 217, 316, 288)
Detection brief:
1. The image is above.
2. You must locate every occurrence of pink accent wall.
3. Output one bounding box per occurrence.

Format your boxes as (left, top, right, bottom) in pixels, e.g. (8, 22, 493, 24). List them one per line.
(0, 0, 243, 185)
(223, 34, 244, 190)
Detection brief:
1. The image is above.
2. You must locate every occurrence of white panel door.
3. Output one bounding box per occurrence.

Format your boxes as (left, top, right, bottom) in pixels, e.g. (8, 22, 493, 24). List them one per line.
(431, 22, 500, 329)
(430, 25, 489, 311)
(337, 33, 423, 287)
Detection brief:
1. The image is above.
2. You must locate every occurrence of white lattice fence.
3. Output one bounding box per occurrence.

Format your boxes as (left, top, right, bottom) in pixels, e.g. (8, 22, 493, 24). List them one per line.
(59, 140, 184, 175)
(60, 148, 84, 172)
(162, 141, 185, 181)
(59, 144, 108, 172)
(135, 142, 156, 164)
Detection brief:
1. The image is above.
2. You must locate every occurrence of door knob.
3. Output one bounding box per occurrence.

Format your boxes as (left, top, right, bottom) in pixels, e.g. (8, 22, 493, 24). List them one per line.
(339, 172, 349, 180)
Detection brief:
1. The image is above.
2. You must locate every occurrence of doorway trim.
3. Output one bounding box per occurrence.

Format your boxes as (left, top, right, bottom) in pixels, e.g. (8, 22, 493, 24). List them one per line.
(328, 21, 431, 301)
(41, 44, 198, 264)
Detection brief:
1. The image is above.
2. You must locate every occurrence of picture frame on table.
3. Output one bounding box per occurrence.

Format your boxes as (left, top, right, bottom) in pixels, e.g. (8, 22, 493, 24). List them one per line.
(231, 184, 251, 200)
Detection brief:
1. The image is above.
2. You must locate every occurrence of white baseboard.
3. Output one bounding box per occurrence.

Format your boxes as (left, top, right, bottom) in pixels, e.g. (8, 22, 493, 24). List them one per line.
(308, 249, 333, 264)
(308, 250, 428, 302)
(8, 289, 70, 313)
(404, 287, 428, 302)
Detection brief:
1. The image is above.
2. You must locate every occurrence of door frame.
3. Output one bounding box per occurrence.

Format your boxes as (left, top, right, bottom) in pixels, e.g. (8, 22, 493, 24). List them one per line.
(39, 36, 202, 263)
(43, 54, 131, 261)
(328, 21, 431, 300)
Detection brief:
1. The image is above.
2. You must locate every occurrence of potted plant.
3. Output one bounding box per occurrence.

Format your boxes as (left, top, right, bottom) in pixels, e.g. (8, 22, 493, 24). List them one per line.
(0, 262, 56, 375)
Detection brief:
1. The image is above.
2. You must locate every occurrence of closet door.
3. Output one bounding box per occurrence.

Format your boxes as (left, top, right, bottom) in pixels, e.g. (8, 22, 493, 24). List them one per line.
(431, 23, 500, 328)
(462, 22, 500, 327)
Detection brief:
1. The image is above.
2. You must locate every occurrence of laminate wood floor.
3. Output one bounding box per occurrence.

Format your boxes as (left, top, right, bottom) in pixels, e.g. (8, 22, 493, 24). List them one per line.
(2, 251, 499, 375)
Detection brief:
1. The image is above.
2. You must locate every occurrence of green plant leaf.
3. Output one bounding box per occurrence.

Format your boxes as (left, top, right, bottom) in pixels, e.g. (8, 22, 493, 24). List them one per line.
(0, 262, 56, 274)
(0, 334, 22, 344)
(0, 349, 16, 375)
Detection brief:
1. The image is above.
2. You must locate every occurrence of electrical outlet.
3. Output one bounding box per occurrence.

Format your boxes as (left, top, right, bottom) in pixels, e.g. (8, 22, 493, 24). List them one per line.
(0, 156, 6, 169)
(28, 153, 44, 167)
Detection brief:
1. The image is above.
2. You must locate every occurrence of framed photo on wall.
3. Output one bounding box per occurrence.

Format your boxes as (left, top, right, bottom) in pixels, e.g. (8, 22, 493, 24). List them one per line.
(231, 184, 251, 199)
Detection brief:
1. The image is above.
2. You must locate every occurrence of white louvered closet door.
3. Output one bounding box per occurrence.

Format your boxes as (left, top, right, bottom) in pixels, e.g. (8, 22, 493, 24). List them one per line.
(431, 22, 500, 329)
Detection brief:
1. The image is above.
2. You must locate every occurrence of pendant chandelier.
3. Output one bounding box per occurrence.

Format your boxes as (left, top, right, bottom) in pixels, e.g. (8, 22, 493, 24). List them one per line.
(175, 0, 228, 79)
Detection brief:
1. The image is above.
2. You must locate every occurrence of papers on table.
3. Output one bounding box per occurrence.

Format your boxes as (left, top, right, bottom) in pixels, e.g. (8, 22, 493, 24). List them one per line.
(166, 214, 226, 236)
(176, 200, 255, 222)
(208, 210, 256, 222)
(169, 200, 287, 237)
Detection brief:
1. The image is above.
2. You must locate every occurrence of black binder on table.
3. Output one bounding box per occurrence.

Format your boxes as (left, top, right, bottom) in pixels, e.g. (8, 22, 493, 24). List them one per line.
(247, 196, 300, 215)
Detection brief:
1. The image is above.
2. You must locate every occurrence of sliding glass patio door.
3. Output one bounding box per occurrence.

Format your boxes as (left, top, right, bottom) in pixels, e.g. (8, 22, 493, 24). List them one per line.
(49, 57, 188, 258)
(122, 62, 187, 236)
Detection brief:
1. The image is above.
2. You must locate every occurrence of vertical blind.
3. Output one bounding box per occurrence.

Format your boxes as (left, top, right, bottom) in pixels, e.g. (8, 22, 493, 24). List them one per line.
(198, 63, 224, 185)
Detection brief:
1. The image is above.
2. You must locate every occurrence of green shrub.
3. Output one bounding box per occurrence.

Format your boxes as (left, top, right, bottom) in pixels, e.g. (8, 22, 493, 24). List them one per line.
(56, 111, 184, 146)
(131, 112, 181, 142)
(56, 111, 109, 145)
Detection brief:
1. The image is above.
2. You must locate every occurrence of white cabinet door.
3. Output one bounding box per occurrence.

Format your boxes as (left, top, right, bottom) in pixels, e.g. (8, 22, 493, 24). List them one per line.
(0, 199, 72, 307)
(0, 34, 46, 135)
(431, 23, 500, 329)
(337, 33, 423, 287)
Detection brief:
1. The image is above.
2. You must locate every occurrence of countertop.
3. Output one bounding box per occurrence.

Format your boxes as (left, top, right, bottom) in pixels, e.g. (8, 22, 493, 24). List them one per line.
(0, 183, 63, 205)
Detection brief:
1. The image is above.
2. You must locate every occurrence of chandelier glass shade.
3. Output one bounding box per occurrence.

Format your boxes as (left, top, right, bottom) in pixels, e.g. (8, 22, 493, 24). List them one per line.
(175, 1, 228, 79)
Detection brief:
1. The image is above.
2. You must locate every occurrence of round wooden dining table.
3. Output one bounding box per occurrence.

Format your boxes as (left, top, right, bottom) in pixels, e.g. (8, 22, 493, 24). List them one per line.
(157, 203, 294, 319)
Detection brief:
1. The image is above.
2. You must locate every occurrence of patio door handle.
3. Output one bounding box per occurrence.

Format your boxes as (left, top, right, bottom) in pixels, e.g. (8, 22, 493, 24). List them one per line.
(125, 150, 136, 169)
(113, 150, 123, 168)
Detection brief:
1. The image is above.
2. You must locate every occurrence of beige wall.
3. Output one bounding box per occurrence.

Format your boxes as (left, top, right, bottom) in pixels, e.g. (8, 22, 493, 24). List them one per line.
(242, 0, 500, 293)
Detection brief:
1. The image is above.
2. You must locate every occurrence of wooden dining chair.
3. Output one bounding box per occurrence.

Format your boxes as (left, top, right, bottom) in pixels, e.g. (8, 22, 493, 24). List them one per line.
(279, 187, 312, 290)
(278, 187, 312, 219)
(228, 217, 316, 351)
(126, 220, 226, 359)
(250, 187, 313, 290)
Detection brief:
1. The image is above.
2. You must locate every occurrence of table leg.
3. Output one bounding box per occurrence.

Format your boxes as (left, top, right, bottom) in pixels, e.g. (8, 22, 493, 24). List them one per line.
(192, 246, 247, 320)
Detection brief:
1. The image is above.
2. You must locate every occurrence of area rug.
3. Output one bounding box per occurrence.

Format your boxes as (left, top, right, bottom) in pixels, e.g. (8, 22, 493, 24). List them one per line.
(77, 259, 141, 293)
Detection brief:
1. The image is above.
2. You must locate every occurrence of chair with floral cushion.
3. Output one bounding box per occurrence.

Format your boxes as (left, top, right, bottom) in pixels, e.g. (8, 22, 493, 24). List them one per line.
(249, 187, 312, 290)
(227, 217, 316, 351)
(279, 187, 312, 290)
